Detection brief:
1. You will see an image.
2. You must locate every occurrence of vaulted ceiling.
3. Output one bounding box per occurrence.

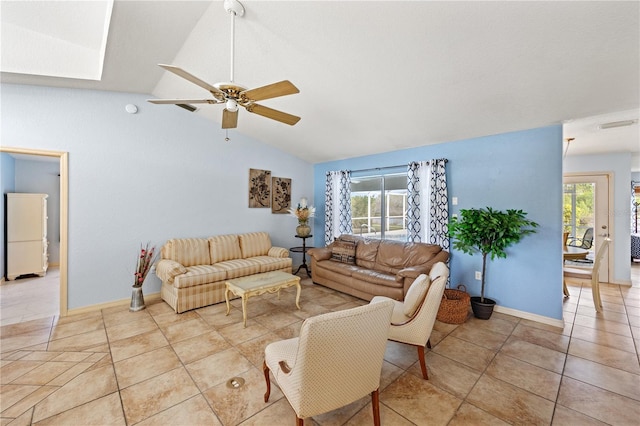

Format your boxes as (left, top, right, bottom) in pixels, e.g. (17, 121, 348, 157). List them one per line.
(2, 1, 638, 164)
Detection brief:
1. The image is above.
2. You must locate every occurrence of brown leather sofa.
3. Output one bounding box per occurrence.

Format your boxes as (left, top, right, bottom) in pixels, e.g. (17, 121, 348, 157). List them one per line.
(307, 235, 449, 301)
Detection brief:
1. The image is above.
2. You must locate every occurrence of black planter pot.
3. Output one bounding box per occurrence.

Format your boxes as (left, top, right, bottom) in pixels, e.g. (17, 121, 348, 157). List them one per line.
(470, 296, 496, 320)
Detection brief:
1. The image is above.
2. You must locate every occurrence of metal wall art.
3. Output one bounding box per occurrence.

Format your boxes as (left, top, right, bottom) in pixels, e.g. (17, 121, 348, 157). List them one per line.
(249, 168, 271, 208)
(271, 177, 291, 214)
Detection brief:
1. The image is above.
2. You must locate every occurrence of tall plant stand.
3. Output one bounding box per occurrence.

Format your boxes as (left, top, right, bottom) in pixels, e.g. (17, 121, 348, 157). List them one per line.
(290, 235, 314, 278)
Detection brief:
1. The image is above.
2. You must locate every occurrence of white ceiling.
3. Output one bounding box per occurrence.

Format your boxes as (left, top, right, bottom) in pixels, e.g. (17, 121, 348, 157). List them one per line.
(2, 1, 639, 165)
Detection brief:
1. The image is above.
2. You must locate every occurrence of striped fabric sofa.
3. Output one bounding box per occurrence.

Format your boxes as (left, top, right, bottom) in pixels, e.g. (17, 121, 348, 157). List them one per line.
(156, 232, 292, 313)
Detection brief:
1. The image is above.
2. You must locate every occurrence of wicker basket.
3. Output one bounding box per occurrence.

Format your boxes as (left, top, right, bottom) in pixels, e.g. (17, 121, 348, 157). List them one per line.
(436, 285, 470, 324)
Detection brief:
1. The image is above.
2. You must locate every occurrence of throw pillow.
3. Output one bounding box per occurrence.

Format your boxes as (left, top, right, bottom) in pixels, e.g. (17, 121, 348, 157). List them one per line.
(331, 239, 357, 264)
(403, 274, 431, 318)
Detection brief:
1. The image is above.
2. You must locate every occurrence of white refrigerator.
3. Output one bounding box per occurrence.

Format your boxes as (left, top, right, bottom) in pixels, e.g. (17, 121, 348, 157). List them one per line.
(6, 193, 48, 280)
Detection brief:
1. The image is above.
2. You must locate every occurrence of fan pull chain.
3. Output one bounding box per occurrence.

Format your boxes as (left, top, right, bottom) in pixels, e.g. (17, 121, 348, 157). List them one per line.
(225, 129, 230, 142)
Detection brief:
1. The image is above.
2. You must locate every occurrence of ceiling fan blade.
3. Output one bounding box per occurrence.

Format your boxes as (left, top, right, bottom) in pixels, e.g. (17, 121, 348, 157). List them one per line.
(158, 64, 225, 97)
(147, 99, 220, 105)
(222, 109, 239, 129)
(240, 80, 299, 102)
(245, 103, 300, 126)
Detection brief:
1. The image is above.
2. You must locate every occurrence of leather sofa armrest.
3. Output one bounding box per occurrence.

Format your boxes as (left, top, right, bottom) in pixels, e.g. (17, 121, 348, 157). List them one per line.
(155, 259, 187, 284)
(268, 246, 289, 258)
(396, 266, 430, 282)
(396, 265, 431, 284)
(307, 247, 332, 261)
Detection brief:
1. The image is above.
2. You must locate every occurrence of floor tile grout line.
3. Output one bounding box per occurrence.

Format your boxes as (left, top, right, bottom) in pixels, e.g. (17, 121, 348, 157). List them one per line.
(98, 309, 135, 426)
(560, 283, 640, 409)
(444, 315, 569, 425)
(557, 283, 584, 421)
(126, 308, 213, 425)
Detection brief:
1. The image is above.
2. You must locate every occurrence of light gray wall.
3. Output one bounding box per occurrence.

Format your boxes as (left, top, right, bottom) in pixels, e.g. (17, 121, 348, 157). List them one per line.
(14, 159, 61, 264)
(1, 83, 313, 310)
(564, 152, 632, 284)
(1, 153, 16, 279)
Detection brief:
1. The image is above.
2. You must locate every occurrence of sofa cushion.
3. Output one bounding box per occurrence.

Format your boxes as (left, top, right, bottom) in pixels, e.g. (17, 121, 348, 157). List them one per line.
(173, 265, 227, 289)
(162, 238, 211, 267)
(404, 243, 444, 266)
(373, 240, 416, 274)
(209, 234, 242, 263)
(403, 274, 431, 317)
(251, 256, 292, 273)
(355, 238, 381, 269)
(317, 259, 360, 276)
(216, 258, 262, 279)
(352, 269, 402, 288)
(331, 239, 357, 264)
(239, 232, 271, 258)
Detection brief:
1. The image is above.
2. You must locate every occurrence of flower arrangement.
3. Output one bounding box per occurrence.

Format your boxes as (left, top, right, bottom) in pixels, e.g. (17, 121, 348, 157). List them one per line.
(133, 242, 156, 288)
(288, 198, 315, 225)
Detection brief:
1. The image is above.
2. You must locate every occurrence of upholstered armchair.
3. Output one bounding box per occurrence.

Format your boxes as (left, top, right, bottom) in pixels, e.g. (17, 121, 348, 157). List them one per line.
(263, 300, 394, 426)
(370, 261, 449, 380)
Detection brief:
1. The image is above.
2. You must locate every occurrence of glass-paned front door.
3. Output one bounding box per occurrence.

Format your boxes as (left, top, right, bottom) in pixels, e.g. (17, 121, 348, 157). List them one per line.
(563, 174, 610, 283)
(563, 182, 595, 249)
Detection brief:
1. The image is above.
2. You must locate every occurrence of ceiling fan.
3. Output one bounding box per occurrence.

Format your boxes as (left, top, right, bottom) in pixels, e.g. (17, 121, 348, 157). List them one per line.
(147, 0, 300, 130)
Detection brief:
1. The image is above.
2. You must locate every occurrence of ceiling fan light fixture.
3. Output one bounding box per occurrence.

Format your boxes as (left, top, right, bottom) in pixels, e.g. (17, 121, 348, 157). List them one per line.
(598, 119, 637, 130)
(226, 99, 238, 112)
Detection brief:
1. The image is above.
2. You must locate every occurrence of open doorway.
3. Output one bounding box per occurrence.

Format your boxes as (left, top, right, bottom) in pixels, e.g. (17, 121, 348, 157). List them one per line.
(563, 173, 613, 283)
(0, 147, 68, 321)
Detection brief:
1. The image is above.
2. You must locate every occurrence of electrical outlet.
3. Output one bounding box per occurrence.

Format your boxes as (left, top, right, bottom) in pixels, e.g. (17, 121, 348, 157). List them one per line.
(475, 271, 482, 280)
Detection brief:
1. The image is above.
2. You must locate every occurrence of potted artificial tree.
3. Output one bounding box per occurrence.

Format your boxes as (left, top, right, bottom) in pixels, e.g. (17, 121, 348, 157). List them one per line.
(448, 207, 538, 319)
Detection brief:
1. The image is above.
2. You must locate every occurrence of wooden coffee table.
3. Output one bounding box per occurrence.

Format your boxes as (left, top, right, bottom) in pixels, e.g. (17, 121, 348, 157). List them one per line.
(225, 271, 301, 327)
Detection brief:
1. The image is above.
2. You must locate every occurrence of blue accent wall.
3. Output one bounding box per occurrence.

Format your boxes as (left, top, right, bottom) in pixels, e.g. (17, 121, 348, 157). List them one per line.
(314, 126, 564, 320)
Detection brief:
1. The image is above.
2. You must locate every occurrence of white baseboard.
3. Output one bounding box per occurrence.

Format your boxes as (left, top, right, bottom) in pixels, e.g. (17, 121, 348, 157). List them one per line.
(66, 292, 162, 317)
(494, 304, 565, 328)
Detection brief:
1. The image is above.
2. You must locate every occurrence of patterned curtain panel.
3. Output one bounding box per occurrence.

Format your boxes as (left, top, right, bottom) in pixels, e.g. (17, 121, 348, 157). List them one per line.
(406, 159, 449, 250)
(427, 159, 449, 250)
(631, 181, 638, 233)
(324, 170, 353, 245)
(407, 161, 430, 242)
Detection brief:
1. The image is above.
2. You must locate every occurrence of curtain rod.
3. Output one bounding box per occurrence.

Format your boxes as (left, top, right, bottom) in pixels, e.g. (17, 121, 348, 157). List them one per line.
(349, 159, 448, 174)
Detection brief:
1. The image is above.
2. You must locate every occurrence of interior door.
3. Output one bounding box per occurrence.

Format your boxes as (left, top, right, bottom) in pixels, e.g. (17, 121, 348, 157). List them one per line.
(563, 174, 611, 282)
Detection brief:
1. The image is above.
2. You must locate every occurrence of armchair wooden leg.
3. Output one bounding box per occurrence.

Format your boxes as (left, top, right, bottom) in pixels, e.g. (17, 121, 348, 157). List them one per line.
(263, 360, 271, 402)
(417, 345, 428, 380)
(296, 416, 304, 426)
(371, 389, 381, 426)
(592, 280, 603, 312)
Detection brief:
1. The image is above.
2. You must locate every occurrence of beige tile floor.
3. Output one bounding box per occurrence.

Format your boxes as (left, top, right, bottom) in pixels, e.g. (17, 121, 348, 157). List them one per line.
(1, 264, 639, 425)
(0, 268, 60, 326)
